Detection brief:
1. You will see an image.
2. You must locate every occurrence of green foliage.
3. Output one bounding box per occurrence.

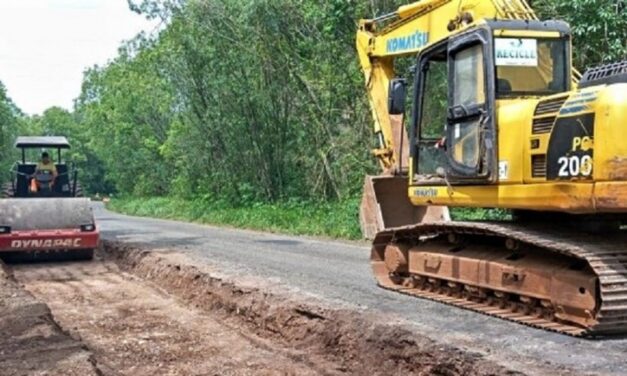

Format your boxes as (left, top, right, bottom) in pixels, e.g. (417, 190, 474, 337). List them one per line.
(109, 197, 510, 240)
(450, 208, 511, 221)
(0, 81, 26, 181)
(75, 36, 176, 196)
(532, 0, 626, 69)
(108, 196, 363, 239)
(74, 0, 415, 202)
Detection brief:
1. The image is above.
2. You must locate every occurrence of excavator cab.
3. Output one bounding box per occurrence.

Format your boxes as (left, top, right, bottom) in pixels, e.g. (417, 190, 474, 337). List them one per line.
(362, 19, 574, 239)
(407, 20, 571, 187)
(401, 18, 627, 216)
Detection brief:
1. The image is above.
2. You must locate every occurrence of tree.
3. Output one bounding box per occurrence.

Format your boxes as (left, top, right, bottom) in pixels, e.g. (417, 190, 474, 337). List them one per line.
(0, 81, 25, 181)
(40, 0, 625, 201)
(75, 35, 176, 196)
(532, 0, 626, 69)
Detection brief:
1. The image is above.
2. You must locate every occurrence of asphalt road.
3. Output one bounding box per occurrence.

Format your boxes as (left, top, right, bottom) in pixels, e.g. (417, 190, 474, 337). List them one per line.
(95, 203, 627, 376)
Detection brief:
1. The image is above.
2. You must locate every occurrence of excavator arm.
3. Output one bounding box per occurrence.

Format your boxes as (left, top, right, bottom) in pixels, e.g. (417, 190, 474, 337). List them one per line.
(356, 0, 562, 239)
(357, 0, 538, 173)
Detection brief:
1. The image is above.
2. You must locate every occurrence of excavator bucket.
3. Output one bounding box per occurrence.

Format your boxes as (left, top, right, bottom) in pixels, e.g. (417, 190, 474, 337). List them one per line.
(359, 175, 449, 240)
(0, 198, 99, 262)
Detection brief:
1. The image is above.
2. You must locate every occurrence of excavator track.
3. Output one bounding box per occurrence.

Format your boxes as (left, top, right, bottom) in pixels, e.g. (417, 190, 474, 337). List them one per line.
(372, 222, 627, 337)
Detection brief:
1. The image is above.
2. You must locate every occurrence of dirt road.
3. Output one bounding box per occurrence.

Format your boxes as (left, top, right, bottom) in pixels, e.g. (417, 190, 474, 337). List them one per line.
(0, 263, 97, 375)
(94, 203, 627, 376)
(11, 260, 320, 375)
(3, 245, 513, 376)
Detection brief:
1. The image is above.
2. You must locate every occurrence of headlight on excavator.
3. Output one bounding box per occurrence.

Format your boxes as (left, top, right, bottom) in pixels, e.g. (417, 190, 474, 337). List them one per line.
(80, 224, 95, 232)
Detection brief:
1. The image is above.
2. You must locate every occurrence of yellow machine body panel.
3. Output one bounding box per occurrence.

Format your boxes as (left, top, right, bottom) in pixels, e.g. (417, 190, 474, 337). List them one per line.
(368, 1, 496, 58)
(409, 83, 627, 213)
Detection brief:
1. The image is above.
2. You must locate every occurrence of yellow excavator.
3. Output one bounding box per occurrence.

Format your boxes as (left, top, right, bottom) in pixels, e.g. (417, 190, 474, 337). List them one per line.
(357, 0, 626, 336)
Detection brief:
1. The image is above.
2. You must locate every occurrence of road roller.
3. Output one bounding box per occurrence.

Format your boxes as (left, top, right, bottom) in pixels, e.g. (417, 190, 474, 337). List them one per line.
(0, 136, 99, 261)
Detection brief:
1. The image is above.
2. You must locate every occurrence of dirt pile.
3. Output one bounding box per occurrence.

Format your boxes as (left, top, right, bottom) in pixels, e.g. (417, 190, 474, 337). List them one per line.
(104, 241, 521, 376)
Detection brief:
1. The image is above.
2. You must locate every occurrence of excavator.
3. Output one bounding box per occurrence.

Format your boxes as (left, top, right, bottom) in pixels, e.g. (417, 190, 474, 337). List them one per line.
(357, 0, 626, 336)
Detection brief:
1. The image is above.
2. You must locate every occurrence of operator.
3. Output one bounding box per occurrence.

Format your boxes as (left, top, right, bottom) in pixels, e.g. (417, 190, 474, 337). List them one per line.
(30, 151, 58, 192)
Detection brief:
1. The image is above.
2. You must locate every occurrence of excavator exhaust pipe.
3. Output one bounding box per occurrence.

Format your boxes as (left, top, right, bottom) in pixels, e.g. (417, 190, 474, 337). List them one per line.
(359, 175, 449, 240)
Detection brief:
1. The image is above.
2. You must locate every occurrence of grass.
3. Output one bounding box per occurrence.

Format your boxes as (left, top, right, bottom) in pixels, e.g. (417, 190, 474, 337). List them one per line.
(450, 207, 511, 221)
(107, 196, 363, 240)
(107, 197, 511, 241)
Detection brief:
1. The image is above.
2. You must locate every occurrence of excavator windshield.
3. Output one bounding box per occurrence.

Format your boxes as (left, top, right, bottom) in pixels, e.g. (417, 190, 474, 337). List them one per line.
(495, 38, 569, 97)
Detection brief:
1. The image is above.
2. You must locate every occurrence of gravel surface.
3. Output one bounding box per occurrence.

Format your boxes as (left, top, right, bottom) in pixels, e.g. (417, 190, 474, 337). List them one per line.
(96, 203, 627, 376)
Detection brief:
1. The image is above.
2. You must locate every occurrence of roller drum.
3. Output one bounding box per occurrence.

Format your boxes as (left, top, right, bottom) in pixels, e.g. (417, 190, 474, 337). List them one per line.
(0, 198, 95, 230)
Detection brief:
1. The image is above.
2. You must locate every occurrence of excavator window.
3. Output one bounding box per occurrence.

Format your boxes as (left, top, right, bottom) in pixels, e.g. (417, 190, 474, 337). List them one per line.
(413, 45, 448, 177)
(495, 38, 568, 96)
(453, 45, 486, 107)
(449, 43, 486, 171)
(451, 119, 481, 168)
(419, 59, 447, 139)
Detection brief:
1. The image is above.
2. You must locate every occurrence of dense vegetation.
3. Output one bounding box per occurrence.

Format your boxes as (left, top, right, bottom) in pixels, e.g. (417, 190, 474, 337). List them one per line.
(109, 196, 363, 239)
(1, 0, 625, 237)
(0, 82, 25, 180)
(530, 0, 626, 68)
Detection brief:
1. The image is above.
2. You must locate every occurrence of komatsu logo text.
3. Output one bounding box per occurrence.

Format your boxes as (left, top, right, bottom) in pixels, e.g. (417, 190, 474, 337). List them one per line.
(414, 188, 438, 197)
(10, 238, 82, 249)
(386, 31, 428, 53)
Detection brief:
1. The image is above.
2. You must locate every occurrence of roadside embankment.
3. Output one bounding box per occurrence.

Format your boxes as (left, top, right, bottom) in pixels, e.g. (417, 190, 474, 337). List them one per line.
(0, 241, 525, 375)
(103, 240, 520, 376)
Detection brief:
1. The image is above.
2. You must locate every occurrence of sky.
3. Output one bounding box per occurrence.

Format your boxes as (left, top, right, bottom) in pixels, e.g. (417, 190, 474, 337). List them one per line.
(0, 0, 158, 115)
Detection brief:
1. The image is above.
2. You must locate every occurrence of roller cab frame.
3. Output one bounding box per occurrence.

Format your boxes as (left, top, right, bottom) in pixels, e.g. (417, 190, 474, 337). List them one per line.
(8, 136, 81, 198)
